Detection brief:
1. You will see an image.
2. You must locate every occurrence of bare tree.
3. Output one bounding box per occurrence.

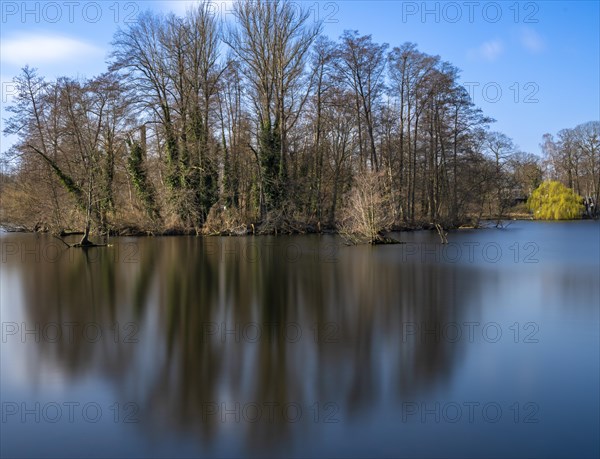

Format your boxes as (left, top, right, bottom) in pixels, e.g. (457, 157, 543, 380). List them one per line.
(340, 171, 395, 244)
(484, 131, 517, 225)
(4, 68, 133, 245)
(224, 0, 322, 216)
(336, 31, 388, 173)
(111, 3, 224, 227)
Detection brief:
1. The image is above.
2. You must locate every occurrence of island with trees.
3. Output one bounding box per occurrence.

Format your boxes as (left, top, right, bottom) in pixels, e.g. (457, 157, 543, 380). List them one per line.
(1, 1, 598, 245)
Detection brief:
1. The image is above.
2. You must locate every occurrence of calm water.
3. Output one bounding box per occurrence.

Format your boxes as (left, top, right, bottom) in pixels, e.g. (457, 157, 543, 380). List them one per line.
(1, 221, 599, 458)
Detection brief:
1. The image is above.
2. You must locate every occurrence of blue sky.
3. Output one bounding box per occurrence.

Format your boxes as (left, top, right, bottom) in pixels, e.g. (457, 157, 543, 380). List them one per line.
(1, 1, 599, 156)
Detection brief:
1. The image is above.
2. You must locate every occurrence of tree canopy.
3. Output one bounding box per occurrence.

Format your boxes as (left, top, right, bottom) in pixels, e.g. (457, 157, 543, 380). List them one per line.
(528, 181, 584, 220)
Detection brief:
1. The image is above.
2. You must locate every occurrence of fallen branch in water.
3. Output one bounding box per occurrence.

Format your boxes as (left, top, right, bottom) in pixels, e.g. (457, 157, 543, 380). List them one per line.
(435, 224, 448, 244)
(52, 233, 107, 249)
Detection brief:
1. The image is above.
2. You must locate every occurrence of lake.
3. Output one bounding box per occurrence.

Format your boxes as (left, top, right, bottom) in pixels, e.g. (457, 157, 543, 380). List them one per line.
(1, 221, 599, 458)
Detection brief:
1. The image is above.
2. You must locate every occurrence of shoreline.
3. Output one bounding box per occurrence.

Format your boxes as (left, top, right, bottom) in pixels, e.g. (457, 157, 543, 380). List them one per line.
(4, 214, 598, 240)
(0, 216, 545, 238)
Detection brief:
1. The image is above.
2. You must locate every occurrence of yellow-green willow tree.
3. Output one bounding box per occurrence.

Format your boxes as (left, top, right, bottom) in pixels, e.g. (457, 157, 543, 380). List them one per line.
(528, 181, 584, 220)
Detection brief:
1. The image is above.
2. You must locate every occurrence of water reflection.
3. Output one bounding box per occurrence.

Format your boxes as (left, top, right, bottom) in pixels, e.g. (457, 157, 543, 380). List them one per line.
(1, 222, 598, 457)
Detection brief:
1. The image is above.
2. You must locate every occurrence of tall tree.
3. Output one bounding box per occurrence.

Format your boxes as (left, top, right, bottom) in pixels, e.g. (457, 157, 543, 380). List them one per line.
(111, 3, 223, 226)
(336, 31, 388, 172)
(484, 131, 516, 224)
(225, 0, 321, 216)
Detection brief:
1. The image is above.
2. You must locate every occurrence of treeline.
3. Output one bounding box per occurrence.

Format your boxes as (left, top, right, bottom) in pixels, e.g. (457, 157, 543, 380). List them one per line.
(1, 1, 597, 238)
(541, 122, 600, 204)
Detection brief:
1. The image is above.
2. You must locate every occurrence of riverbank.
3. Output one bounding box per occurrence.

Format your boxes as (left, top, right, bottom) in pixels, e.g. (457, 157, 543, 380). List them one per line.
(0, 214, 538, 238)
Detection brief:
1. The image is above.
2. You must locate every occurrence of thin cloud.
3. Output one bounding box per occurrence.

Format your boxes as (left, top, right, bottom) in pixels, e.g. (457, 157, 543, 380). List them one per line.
(162, 0, 199, 15)
(1, 34, 104, 67)
(468, 40, 504, 62)
(162, 0, 235, 18)
(520, 27, 545, 53)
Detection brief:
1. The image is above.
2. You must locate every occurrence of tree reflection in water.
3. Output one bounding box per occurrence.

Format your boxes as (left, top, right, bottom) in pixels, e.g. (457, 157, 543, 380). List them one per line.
(14, 234, 482, 453)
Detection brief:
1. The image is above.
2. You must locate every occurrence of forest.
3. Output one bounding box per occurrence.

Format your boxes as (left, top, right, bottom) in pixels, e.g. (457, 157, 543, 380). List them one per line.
(1, 1, 598, 243)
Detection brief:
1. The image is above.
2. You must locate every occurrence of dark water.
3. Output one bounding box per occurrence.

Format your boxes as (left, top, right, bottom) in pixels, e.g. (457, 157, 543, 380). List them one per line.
(1, 221, 599, 458)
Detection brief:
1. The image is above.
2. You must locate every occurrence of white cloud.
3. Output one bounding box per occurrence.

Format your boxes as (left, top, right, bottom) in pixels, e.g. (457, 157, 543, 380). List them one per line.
(161, 0, 235, 18)
(468, 40, 504, 62)
(1, 34, 104, 67)
(520, 27, 545, 53)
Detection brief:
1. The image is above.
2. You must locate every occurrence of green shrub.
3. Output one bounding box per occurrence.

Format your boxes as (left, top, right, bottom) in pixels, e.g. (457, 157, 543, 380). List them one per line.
(527, 181, 584, 220)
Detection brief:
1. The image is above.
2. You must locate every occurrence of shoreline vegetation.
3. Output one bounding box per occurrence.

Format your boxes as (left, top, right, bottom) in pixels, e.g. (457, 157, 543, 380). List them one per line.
(1, 1, 598, 245)
(0, 213, 548, 238)
(0, 206, 594, 247)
